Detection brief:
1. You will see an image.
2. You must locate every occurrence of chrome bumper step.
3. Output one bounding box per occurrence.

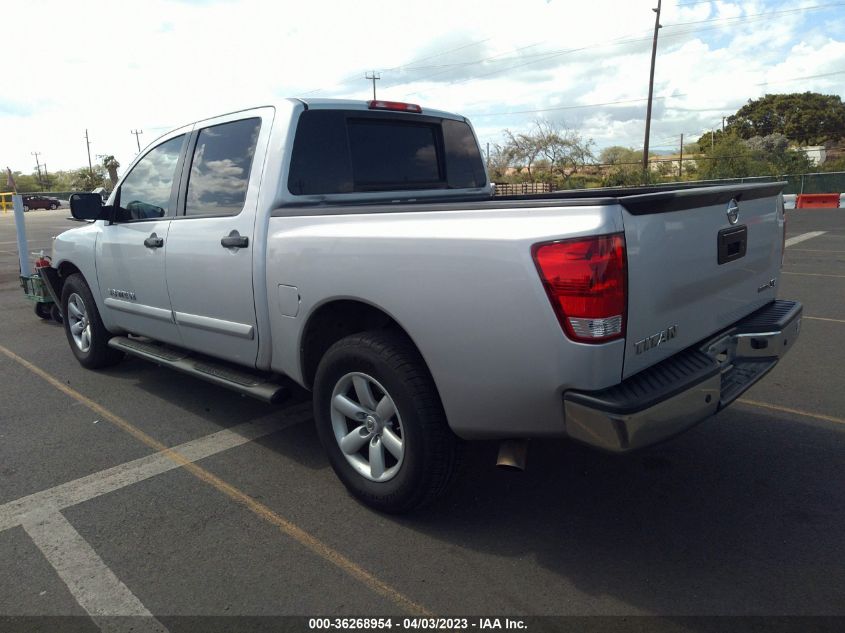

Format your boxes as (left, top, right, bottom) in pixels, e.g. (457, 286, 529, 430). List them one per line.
(563, 300, 803, 452)
(107, 336, 289, 403)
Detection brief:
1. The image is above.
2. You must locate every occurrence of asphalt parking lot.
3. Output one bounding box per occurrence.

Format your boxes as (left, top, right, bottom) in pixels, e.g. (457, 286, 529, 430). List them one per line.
(0, 206, 844, 631)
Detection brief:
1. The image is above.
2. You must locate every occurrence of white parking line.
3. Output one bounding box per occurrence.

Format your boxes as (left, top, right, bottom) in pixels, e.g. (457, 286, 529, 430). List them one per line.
(23, 512, 167, 631)
(785, 231, 827, 247)
(0, 405, 311, 532)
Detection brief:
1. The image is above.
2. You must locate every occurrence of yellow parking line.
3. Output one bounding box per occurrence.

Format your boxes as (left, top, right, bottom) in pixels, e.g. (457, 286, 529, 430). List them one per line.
(738, 398, 845, 427)
(804, 316, 845, 324)
(782, 271, 845, 279)
(0, 343, 431, 617)
(788, 248, 845, 253)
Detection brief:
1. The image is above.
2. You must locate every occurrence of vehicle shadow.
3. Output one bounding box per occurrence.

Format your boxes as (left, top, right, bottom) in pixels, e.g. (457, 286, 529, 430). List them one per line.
(98, 356, 326, 468)
(403, 408, 845, 616)
(97, 358, 845, 617)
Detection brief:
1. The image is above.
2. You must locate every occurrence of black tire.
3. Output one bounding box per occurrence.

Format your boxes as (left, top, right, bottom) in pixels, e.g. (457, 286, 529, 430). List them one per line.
(61, 273, 124, 369)
(50, 303, 63, 323)
(34, 302, 51, 319)
(313, 330, 462, 513)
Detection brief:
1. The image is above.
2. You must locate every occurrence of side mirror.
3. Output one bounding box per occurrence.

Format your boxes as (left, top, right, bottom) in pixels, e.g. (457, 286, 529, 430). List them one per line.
(70, 193, 109, 221)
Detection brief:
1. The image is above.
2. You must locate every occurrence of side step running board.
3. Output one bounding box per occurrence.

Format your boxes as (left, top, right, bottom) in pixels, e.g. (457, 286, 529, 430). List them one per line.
(108, 336, 289, 403)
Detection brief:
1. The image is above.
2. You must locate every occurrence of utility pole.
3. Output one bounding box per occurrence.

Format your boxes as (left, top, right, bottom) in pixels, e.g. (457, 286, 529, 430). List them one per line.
(722, 116, 727, 132)
(678, 133, 684, 179)
(365, 71, 381, 100)
(84, 129, 93, 177)
(642, 0, 662, 179)
(131, 129, 143, 152)
(31, 151, 43, 189)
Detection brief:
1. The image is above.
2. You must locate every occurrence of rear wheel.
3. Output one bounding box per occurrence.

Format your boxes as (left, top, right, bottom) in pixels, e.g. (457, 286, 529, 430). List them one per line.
(23, 205, 29, 212)
(313, 330, 461, 513)
(34, 303, 51, 319)
(61, 274, 124, 369)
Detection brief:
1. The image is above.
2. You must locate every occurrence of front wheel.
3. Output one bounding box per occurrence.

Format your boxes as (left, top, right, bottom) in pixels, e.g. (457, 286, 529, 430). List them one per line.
(313, 330, 461, 514)
(61, 274, 124, 369)
(49, 203, 57, 210)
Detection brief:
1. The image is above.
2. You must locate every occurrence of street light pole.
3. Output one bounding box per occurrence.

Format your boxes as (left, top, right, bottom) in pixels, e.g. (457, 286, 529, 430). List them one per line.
(642, 0, 662, 180)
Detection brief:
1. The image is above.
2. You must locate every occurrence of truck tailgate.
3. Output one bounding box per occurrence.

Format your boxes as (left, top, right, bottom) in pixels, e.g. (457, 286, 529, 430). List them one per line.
(620, 183, 785, 379)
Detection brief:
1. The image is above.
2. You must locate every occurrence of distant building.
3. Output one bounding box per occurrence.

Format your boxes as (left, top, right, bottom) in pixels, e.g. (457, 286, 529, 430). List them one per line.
(799, 146, 827, 166)
(647, 155, 698, 173)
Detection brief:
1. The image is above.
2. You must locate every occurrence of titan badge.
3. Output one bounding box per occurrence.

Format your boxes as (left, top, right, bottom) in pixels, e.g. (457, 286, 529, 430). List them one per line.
(634, 325, 678, 355)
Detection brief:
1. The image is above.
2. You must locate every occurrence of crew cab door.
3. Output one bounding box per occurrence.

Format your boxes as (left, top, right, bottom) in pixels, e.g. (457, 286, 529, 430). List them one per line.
(165, 110, 271, 367)
(95, 131, 189, 345)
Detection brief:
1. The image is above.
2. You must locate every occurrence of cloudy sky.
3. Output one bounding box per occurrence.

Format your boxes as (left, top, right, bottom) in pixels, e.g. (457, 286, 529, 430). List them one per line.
(2, 0, 844, 176)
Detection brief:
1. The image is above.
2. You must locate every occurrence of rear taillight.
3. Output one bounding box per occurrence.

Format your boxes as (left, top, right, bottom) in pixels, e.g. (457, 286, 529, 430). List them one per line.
(532, 233, 627, 343)
(367, 100, 422, 113)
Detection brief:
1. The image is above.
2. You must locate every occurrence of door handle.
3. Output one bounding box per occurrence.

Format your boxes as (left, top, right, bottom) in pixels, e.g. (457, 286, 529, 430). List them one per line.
(144, 233, 164, 248)
(221, 230, 249, 249)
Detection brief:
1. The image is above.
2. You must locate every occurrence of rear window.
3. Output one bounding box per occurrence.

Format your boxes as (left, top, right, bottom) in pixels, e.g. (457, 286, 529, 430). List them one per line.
(288, 110, 486, 195)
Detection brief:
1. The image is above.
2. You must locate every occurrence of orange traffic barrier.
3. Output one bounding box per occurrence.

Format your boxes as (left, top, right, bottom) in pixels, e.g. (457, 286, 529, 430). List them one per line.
(796, 193, 840, 208)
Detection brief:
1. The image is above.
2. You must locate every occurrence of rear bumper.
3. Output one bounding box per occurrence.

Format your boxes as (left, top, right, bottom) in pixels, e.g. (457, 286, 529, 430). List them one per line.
(563, 300, 802, 452)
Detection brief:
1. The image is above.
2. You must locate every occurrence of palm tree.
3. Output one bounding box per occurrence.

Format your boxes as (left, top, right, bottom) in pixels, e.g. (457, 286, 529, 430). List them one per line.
(102, 156, 120, 190)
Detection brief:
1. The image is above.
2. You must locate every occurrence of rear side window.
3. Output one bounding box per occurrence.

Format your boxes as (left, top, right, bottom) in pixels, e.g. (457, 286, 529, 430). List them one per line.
(442, 119, 487, 189)
(185, 117, 260, 217)
(288, 110, 486, 195)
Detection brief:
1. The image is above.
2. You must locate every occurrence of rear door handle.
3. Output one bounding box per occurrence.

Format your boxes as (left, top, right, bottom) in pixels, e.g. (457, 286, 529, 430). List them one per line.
(221, 230, 249, 249)
(144, 233, 164, 248)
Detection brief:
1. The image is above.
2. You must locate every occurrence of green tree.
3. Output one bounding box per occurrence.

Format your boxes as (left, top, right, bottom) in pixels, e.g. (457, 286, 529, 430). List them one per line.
(697, 135, 755, 179)
(531, 120, 595, 187)
(599, 146, 645, 186)
(497, 120, 595, 186)
(502, 128, 541, 181)
(1, 171, 41, 193)
(727, 92, 845, 145)
(69, 166, 106, 191)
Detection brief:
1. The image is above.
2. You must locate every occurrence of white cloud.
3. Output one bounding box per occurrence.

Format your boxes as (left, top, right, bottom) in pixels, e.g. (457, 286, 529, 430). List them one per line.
(2, 0, 843, 176)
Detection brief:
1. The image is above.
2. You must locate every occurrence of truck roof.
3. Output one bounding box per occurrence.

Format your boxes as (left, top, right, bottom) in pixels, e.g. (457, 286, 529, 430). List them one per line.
(291, 98, 467, 122)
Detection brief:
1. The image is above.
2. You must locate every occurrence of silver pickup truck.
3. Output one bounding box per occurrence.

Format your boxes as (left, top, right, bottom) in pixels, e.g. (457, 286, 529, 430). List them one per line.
(50, 98, 801, 513)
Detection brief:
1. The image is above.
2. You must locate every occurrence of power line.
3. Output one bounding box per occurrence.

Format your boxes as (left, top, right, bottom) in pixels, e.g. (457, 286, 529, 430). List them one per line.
(464, 69, 845, 119)
(294, 1, 844, 102)
(667, 2, 845, 27)
(298, 37, 494, 96)
(396, 3, 845, 97)
(407, 3, 842, 83)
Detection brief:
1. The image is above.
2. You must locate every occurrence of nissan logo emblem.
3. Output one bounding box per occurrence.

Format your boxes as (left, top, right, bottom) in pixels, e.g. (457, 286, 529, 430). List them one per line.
(726, 199, 740, 225)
